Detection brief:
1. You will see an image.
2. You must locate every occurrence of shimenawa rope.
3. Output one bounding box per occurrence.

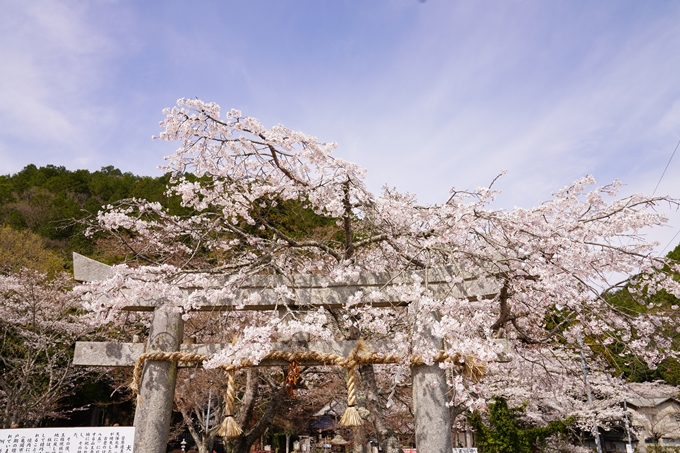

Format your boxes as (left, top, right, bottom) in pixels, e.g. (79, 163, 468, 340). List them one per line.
(130, 341, 487, 433)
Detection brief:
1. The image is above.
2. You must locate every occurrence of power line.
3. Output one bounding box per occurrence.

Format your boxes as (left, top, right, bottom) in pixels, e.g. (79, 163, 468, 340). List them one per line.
(659, 229, 680, 256)
(653, 139, 680, 256)
(653, 138, 680, 196)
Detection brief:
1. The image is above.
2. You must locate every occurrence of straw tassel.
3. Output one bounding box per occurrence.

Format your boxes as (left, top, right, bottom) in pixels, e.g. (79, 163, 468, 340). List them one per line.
(459, 354, 487, 383)
(218, 370, 242, 437)
(339, 366, 363, 426)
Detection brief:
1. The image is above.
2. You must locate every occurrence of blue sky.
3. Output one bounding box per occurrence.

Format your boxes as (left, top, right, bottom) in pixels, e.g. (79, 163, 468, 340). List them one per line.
(1, 0, 680, 251)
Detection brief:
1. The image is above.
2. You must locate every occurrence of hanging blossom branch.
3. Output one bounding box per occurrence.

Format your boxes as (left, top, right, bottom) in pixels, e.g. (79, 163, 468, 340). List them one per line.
(80, 99, 680, 408)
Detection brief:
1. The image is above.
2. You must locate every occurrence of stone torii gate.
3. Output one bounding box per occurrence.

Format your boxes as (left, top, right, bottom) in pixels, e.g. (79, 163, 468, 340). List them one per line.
(72, 253, 499, 453)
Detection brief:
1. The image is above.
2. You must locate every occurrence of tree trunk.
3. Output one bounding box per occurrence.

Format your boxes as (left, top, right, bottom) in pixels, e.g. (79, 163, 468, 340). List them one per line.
(89, 405, 101, 426)
(198, 436, 214, 453)
(179, 407, 215, 453)
(231, 370, 290, 453)
(352, 423, 367, 453)
(358, 364, 403, 453)
(236, 369, 258, 431)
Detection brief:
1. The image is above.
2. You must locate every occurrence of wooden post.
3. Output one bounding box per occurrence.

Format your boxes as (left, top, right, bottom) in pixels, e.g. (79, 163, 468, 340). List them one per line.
(132, 305, 184, 453)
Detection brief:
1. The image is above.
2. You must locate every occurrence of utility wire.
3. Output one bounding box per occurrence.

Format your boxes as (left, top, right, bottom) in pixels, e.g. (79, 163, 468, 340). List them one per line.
(653, 138, 680, 196)
(653, 138, 680, 256)
(660, 229, 680, 256)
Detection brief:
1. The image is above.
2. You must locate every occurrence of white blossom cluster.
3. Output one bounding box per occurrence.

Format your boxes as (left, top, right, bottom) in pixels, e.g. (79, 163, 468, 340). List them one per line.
(81, 99, 680, 406)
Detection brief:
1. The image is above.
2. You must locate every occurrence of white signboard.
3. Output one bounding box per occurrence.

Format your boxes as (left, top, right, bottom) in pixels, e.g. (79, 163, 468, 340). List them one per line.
(0, 427, 134, 453)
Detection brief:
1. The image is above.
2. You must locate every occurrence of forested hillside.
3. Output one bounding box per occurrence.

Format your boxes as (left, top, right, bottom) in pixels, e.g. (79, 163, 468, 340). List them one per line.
(0, 164, 180, 265)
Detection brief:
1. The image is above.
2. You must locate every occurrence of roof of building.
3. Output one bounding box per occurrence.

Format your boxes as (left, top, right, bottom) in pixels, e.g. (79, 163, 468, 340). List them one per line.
(309, 415, 339, 430)
(626, 397, 680, 408)
(312, 400, 344, 417)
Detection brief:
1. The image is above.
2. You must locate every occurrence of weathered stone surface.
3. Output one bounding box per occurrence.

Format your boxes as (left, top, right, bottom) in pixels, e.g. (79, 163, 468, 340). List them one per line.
(73, 342, 145, 367)
(412, 364, 453, 453)
(132, 306, 184, 453)
(410, 272, 454, 453)
(73, 253, 113, 282)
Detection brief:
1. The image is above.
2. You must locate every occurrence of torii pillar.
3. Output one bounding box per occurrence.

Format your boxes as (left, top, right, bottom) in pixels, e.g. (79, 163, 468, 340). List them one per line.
(132, 305, 183, 453)
(74, 254, 183, 453)
(412, 319, 453, 453)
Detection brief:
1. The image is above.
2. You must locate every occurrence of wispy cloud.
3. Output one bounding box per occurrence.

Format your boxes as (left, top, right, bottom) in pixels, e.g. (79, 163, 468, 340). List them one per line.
(0, 0, 131, 169)
(1, 0, 679, 252)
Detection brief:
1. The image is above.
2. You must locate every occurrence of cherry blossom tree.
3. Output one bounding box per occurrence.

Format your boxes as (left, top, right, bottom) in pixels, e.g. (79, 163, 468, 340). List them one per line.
(171, 312, 308, 453)
(80, 99, 680, 452)
(0, 269, 90, 428)
(477, 346, 629, 447)
(173, 367, 229, 453)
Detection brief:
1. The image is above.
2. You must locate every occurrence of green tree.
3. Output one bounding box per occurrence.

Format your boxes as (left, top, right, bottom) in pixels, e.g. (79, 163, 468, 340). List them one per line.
(599, 242, 680, 384)
(0, 226, 64, 276)
(469, 398, 571, 453)
(0, 165, 184, 264)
